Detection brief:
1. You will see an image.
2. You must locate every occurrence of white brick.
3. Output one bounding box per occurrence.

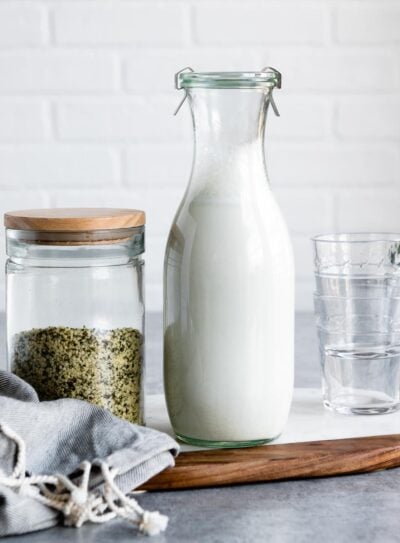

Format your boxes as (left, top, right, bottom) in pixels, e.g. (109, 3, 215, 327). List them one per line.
(265, 51, 396, 92)
(125, 49, 260, 93)
(194, 3, 326, 45)
(0, 189, 49, 216)
(0, 53, 116, 93)
(0, 4, 45, 47)
(337, 97, 400, 140)
(0, 101, 47, 141)
(0, 146, 118, 187)
(268, 95, 328, 141)
(336, 4, 400, 44)
(126, 144, 191, 188)
(56, 98, 190, 142)
(336, 189, 400, 231)
(53, 3, 185, 46)
(268, 144, 398, 187)
(274, 188, 334, 235)
(49, 188, 147, 210)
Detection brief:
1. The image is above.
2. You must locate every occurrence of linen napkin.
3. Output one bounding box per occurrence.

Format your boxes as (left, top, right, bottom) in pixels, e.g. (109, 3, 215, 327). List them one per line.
(0, 370, 179, 537)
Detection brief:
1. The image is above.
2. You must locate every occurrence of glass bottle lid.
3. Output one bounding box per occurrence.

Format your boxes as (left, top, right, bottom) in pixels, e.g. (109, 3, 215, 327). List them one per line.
(176, 67, 281, 90)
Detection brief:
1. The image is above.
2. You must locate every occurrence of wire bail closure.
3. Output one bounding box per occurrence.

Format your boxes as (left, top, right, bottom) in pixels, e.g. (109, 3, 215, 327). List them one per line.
(261, 66, 281, 117)
(173, 66, 281, 117)
(174, 67, 194, 116)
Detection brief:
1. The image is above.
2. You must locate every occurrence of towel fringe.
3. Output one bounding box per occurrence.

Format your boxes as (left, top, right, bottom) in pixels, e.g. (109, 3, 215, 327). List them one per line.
(0, 422, 168, 536)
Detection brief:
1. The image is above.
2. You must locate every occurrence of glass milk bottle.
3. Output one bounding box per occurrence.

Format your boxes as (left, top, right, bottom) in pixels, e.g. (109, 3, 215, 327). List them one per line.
(164, 69, 294, 447)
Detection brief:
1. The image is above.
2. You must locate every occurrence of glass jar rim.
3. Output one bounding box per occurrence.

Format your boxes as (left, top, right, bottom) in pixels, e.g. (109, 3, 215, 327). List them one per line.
(6, 226, 145, 248)
(312, 232, 400, 244)
(177, 69, 281, 90)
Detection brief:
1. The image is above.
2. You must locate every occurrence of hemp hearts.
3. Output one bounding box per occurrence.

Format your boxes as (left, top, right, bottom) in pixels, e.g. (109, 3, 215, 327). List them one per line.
(11, 326, 143, 424)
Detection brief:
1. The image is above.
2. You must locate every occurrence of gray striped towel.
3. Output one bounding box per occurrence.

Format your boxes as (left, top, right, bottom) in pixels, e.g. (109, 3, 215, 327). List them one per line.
(0, 370, 178, 537)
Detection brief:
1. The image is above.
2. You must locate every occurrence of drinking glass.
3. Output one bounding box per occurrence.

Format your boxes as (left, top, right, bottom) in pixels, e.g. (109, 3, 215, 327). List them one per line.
(312, 233, 400, 415)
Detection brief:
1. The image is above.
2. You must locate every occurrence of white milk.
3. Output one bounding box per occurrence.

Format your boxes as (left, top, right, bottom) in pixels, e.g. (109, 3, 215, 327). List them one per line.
(164, 143, 294, 444)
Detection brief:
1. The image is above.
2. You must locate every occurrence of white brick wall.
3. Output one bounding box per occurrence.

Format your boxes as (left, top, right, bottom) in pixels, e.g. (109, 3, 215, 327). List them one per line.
(0, 0, 399, 313)
(0, 52, 117, 92)
(0, 4, 46, 47)
(53, 3, 186, 46)
(193, 4, 326, 45)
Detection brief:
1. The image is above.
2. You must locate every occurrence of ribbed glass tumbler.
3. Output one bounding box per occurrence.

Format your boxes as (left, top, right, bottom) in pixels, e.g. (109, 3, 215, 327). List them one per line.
(313, 233, 400, 415)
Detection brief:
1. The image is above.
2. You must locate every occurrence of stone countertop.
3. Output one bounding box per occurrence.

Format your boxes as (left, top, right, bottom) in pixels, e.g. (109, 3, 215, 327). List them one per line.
(4, 313, 400, 543)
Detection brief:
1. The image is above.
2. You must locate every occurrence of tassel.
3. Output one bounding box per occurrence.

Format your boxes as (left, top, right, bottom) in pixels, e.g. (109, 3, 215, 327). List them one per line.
(139, 511, 169, 536)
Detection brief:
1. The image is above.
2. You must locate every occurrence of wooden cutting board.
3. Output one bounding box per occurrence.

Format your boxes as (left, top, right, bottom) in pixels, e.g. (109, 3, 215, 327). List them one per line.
(141, 391, 400, 490)
(141, 433, 400, 490)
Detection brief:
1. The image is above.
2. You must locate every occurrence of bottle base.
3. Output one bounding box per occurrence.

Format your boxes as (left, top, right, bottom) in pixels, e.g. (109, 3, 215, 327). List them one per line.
(175, 432, 280, 449)
(324, 399, 400, 416)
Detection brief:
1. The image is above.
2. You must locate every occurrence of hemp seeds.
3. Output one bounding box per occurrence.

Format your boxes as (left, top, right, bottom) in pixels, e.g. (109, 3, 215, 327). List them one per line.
(11, 326, 143, 424)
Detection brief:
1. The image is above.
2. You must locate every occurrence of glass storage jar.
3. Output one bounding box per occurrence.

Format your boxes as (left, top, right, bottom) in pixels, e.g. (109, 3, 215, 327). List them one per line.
(5, 208, 145, 424)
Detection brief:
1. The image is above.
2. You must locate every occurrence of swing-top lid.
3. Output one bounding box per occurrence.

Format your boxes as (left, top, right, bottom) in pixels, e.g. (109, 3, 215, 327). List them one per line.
(176, 67, 282, 90)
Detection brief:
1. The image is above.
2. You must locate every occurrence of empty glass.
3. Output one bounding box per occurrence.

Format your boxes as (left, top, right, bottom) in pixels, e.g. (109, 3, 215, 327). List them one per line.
(313, 233, 400, 415)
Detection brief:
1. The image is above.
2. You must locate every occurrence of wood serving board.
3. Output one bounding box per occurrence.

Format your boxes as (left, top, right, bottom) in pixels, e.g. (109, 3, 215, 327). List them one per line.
(141, 434, 400, 491)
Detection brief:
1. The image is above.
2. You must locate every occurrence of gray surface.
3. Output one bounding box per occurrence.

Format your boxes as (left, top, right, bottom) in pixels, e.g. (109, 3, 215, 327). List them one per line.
(4, 313, 399, 543)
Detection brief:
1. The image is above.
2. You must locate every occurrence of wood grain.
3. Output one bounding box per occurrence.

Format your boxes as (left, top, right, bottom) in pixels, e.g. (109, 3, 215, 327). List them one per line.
(140, 434, 400, 491)
(4, 208, 145, 231)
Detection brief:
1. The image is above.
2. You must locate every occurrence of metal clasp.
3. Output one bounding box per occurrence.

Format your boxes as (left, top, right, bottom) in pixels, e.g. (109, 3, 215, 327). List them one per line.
(261, 66, 281, 117)
(173, 66, 282, 117)
(174, 66, 194, 116)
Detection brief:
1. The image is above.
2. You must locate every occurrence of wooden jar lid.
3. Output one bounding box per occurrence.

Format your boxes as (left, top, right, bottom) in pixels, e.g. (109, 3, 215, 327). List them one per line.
(4, 208, 145, 232)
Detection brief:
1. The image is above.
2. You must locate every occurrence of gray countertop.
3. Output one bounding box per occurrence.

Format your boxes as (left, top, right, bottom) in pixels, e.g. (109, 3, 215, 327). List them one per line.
(4, 313, 400, 543)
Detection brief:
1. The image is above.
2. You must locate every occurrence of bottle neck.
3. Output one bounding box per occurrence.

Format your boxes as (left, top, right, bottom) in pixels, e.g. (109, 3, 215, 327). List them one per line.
(187, 88, 271, 195)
